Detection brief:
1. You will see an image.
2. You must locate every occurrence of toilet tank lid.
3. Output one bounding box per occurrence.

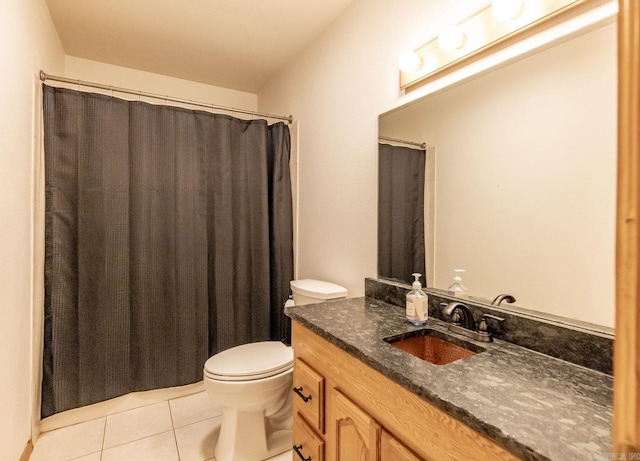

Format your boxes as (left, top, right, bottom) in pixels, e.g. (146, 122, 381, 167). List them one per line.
(290, 279, 348, 299)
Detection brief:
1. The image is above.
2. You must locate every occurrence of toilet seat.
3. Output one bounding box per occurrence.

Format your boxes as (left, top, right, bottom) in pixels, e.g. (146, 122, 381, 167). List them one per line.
(204, 341, 293, 382)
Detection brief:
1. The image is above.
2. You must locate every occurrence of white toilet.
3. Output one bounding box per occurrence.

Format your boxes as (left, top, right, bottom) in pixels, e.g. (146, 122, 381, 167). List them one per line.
(203, 279, 347, 461)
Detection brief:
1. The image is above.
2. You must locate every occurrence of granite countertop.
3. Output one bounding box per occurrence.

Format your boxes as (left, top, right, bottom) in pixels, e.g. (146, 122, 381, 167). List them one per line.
(285, 297, 613, 461)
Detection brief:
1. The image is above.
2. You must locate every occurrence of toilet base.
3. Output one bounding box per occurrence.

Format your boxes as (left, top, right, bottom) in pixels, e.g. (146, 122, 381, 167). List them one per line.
(214, 408, 292, 461)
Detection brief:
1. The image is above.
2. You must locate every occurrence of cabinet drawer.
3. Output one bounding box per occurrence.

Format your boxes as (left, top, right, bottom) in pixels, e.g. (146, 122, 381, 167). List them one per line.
(293, 413, 325, 461)
(293, 357, 325, 433)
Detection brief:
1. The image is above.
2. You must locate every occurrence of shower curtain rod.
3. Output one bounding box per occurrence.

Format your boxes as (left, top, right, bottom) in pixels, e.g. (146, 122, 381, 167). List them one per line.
(39, 70, 293, 124)
(378, 136, 426, 149)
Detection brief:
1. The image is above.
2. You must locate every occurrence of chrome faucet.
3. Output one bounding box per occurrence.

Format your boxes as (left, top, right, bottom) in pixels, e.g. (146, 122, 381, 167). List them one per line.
(492, 294, 516, 306)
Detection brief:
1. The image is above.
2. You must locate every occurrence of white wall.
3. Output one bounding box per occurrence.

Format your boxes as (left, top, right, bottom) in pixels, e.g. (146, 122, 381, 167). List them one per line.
(64, 57, 257, 111)
(258, 0, 491, 297)
(0, 0, 65, 458)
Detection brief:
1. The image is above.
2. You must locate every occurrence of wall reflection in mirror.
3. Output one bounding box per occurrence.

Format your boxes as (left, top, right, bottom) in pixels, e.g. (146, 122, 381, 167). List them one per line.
(378, 18, 616, 328)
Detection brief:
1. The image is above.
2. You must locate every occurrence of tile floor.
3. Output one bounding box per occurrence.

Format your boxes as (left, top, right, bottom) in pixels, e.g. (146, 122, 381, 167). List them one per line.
(30, 391, 293, 461)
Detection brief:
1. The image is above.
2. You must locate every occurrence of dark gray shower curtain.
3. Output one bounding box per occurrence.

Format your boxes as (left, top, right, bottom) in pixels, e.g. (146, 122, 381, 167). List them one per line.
(42, 85, 293, 418)
(378, 143, 426, 285)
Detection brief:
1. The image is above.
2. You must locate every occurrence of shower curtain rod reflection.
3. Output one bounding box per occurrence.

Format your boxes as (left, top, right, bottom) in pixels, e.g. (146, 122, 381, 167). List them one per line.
(378, 136, 426, 149)
(39, 70, 293, 124)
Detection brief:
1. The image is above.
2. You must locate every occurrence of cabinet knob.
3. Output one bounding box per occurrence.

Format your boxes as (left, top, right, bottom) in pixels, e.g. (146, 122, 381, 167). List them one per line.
(293, 444, 312, 461)
(293, 386, 312, 403)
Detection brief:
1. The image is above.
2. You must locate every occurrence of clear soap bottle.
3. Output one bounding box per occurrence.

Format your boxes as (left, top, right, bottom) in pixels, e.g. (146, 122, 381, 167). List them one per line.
(447, 269, 468, 299)
(406, 273, 428, 326)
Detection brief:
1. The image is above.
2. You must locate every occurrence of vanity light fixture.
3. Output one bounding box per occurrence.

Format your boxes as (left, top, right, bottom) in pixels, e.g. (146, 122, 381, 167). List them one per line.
(437, 24, 466, 51)
(491, 0, 524, 21)
(398, 0, 590, 90)
(420, 54, 441, 74)
(398, 50, 422, 73)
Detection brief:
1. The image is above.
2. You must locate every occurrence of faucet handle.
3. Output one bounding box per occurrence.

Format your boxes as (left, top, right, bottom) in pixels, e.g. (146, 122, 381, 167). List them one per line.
(483, 313, 505, 322)
(478, 313, 505, 334)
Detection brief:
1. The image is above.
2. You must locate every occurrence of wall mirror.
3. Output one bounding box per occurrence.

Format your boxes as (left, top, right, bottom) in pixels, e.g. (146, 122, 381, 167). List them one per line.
(378, 13, 616, 329)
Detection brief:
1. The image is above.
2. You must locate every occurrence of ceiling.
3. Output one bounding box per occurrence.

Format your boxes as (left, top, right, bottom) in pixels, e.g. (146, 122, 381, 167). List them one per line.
(45, 0, 354, 93)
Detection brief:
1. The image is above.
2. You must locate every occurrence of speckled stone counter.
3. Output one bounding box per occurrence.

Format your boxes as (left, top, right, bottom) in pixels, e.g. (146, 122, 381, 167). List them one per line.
(285, 297, 612, 461)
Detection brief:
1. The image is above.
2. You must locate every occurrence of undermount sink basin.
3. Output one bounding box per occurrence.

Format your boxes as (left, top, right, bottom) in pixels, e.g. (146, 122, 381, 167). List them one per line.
(384, 329, 485, 365)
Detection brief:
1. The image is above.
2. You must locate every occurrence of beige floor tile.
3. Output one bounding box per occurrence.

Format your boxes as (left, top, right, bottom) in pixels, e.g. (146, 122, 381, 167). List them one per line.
(174, 416, 220, 461)
(32, 396, 290, 461)
(266, 449, 293, 461)
(30, 417, 105, 461)
(101, 430, 179, 461)
(69, 452, 102, 461)
(103, 401, 173, 448)
(169, 391, 221, 428)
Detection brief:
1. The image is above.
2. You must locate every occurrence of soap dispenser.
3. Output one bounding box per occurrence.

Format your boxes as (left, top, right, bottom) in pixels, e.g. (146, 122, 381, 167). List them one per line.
(447, 269, 468, 299)
(406, 273, 428, 326)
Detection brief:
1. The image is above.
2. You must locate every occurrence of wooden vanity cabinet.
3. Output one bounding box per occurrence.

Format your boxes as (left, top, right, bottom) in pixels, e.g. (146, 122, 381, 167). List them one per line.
(293, 414, 324, 461)
(292, 357, 325, 461)
(292, 358, 325, 433)
(291, 321, 521, 461)
(380, 429, 422, 461)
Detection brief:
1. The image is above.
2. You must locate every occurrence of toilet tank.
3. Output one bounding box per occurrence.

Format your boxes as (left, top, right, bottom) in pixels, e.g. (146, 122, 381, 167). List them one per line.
(290, 279, 348, 305)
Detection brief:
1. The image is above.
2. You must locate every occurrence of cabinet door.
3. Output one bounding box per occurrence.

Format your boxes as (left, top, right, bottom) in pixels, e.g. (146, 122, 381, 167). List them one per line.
(380, 429, 423, 461)
(329, 388, 380, 461)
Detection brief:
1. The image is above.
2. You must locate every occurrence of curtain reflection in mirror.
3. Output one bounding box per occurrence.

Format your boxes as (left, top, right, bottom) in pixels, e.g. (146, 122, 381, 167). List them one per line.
(378, 143, 426, 286)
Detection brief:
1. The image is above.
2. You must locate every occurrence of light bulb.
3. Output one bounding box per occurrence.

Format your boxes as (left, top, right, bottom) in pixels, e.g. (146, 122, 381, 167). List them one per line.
(438, 25, 466, 51)
(491, 0, 524, 21)
(398, 51, 422, 73)
(421, 54, 440, 74)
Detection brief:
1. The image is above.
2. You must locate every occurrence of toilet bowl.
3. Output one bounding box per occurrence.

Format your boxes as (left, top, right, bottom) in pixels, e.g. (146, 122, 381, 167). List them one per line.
(203, 279, 347, 461)
(204, 341, 293, 461)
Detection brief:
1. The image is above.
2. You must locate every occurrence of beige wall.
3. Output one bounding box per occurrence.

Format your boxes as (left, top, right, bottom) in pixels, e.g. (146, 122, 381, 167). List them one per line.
(0, 0, 65, 458)
(258, 0, 616, 311)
